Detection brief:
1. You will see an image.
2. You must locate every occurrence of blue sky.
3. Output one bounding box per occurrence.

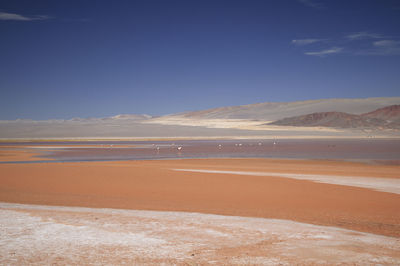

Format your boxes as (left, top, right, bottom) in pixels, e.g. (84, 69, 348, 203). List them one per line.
(1, 0, 399, 119)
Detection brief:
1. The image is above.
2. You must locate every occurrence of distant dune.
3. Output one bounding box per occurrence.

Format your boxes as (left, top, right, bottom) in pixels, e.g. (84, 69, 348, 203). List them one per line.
(270, 105, 400, 129)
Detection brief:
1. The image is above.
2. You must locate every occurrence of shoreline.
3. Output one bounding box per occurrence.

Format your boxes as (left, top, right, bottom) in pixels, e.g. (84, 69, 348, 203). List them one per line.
(1, 135, 400, 142)
(2, 138, 399, 165)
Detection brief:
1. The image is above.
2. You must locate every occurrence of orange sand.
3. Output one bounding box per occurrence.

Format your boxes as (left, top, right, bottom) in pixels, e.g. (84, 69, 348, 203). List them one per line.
(0, 158, 399, 237)
(0, 144, 145, 162)
(0, 147, 47, 162)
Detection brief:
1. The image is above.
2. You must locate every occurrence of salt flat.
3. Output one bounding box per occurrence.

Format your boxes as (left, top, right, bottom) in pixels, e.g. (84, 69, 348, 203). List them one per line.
(1, 202, 399, 265)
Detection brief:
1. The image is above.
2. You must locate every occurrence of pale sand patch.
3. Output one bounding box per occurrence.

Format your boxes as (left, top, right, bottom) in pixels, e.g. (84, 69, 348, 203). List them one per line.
(173, 169, 400, 195)
(143, 116, 341, 132)
(1, 202, 399, 265)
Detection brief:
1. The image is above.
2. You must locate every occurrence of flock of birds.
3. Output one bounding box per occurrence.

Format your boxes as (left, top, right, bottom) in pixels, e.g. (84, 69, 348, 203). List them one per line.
(150, 140, 277, 153)
(105, 140, 279, 153)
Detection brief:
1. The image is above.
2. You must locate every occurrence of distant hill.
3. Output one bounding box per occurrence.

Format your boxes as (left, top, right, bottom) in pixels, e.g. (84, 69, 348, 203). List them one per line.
(1, 98, 399, 139)
(270, 105, 400, 129)
(176, 97, 400, 120)
(362, 105, 400, 122)
(68, 114, 152, 122)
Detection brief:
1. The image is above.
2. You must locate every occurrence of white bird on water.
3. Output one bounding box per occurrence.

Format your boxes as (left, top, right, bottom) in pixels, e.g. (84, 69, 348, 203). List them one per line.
(177, 146, 182, 151)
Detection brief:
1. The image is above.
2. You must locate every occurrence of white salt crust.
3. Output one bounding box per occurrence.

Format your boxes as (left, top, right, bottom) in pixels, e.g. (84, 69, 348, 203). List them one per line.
(1, 202, 399, 265)
(173, 168, 400, 194)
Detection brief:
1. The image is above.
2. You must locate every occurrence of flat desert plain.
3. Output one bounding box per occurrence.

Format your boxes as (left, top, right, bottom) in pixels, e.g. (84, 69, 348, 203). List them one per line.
(1, 146, 400, 264)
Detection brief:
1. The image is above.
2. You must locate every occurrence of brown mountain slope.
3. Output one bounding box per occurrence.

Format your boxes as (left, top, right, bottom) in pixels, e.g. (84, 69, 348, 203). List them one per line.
(269, 105, 400, 129)
(362, 105, 400, 122)
(176, 98, 400, 120)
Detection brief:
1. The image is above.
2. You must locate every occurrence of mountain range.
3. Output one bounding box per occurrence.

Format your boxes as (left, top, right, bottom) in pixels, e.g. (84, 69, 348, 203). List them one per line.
(270, 105, 400, 129)
(175, 97, 400, 120)
(1, 97, 399, 139)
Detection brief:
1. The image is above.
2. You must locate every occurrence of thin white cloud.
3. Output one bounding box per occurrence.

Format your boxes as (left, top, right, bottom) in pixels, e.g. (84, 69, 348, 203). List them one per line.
(297, 0, 324, 9)
(305, 47, 343, 56)
(291, 39, 325, 45)
(371, 40, 400, 55)
(373, 40, 400, 47)
(346, 31, 383, 40)
(294, 31, 400, 57)
(0, 11, 50, 21)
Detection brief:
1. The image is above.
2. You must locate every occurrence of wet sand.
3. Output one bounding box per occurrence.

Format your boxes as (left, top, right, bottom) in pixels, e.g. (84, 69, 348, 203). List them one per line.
(0, 147, 48, 162)
(1, 158, 399, 238)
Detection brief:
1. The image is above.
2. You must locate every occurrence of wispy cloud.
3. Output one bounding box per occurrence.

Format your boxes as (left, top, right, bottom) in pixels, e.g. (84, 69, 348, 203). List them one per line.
(291, 39, 325, 45)
(0, 11, 51, 21)
(293, 30, 400, 57)
(346, 31, 383, 40)
(371, 40, 400, 55)
(297, 0, 324, 9)
(305, 47, 343, 56)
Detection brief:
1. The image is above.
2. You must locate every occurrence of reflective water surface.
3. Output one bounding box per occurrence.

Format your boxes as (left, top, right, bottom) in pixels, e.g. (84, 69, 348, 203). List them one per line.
(2, 139, 400, 163)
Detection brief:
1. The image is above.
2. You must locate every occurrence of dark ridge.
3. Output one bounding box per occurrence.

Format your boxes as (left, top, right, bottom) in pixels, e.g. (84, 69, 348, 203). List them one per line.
(362, 105, 400, 121)
(269, 105, 400, 129)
